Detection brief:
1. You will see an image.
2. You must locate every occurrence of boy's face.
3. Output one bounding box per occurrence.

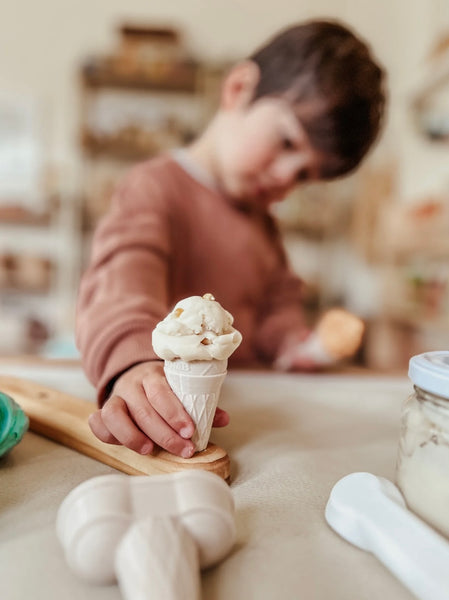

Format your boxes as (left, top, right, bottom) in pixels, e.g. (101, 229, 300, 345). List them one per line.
(215, 95, 326, 206)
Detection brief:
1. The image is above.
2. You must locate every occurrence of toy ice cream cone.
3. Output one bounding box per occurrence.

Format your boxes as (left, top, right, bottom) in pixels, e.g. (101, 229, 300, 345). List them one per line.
(152, 294, 242, 453)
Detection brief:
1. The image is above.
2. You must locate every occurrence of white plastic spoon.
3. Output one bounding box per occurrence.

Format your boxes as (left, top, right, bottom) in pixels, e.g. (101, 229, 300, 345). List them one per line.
(325, 472, 449, 600)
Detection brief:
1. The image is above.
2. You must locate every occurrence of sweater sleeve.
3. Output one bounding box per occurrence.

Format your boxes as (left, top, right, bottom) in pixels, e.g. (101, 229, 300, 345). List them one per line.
(75, 164, 171, 404)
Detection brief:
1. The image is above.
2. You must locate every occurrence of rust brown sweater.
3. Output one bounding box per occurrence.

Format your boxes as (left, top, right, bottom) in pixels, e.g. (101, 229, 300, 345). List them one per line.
(76, 154, 306, 402)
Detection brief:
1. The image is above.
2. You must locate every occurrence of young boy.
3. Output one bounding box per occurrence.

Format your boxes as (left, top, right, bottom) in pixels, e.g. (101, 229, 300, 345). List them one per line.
(76, 20, 386, 459)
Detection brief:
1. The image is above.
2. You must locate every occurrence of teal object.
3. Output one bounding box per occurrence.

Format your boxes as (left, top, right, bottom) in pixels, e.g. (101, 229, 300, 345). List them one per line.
(0, 391, 29, 457)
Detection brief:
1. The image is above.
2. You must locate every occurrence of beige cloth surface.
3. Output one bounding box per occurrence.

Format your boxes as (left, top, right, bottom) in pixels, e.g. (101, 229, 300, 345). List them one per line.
(0, 365, 416, 600)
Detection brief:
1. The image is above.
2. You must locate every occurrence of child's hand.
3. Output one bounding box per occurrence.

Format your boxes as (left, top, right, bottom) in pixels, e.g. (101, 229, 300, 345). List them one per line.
(275, 310, 364, 371)
(274, 331, 328, 372)
(88, 361, 229, 458)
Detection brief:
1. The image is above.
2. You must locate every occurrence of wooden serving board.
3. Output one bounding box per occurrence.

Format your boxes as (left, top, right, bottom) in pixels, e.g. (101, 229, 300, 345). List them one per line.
(0, 375, 230, 481)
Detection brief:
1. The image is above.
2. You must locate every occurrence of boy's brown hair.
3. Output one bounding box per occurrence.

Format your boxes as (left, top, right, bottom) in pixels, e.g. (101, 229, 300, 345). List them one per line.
(249, 20, 386, 178)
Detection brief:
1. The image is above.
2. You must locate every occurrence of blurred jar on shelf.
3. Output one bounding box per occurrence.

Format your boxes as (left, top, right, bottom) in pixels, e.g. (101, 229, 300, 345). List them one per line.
(11, 254, 52, 292)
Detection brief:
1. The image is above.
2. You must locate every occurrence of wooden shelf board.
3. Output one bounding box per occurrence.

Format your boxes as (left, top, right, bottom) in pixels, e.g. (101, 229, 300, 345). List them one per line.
(0, 205, 52, 226)
(383, 309, 449, 331)
(81, 70, 197, 93)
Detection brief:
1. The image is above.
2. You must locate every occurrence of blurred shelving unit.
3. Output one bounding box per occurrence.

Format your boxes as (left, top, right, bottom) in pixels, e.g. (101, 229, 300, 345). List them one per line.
(78, 24, 225, 242)
(411, 30, 449, 143)
(349, 163, 449, 370)
(0, 194, 81, 354)
(0, 89, 82, 355)
(378, 200, 449, 356)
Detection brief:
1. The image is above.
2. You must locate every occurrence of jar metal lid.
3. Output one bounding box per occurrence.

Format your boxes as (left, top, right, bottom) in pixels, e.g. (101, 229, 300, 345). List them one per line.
(409, 351, 449, 399)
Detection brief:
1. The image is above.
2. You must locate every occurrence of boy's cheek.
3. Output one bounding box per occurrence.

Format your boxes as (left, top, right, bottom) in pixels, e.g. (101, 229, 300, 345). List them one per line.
(230, 147, 270, 174)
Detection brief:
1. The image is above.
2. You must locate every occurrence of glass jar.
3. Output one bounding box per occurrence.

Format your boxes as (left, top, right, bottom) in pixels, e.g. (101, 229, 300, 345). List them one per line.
(396, 351, 449, 538)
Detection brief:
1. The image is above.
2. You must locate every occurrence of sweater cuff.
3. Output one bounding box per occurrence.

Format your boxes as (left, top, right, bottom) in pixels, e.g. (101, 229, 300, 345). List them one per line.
(255, 307, 308, 363)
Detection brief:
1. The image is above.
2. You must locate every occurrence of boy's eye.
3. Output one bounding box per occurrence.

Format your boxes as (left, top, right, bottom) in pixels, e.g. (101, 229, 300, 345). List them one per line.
(282, 137, 295, 150)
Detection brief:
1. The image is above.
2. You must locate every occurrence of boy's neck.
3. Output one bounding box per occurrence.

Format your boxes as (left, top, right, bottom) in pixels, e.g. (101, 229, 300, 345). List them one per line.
(183, 120, 222, 190)
(172, 147, 218, 192)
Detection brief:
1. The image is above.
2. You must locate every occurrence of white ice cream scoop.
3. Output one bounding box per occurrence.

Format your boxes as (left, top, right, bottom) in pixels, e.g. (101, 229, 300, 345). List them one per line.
(152, 293, 242, 362)
(325, 472, 449, 600)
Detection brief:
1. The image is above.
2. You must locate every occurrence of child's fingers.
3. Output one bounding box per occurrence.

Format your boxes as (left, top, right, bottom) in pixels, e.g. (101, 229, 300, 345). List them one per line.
(289, 356, 323, 371)
(88, 410, 121, 445)
(212, 407, 229, 428)
(106, 361, 195, 457)
(99, 395, 155, 455)
(125, 392, 195, 458)
(142, 374, 195, 440)
(275, 350, 319, 371)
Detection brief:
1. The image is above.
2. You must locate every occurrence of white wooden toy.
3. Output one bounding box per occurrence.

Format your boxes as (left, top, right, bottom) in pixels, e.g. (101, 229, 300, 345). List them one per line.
(57, 469, 235, 598)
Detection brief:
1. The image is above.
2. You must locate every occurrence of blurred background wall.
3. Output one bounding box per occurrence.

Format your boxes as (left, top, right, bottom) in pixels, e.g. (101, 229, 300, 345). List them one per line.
(1, 0, 449, 367)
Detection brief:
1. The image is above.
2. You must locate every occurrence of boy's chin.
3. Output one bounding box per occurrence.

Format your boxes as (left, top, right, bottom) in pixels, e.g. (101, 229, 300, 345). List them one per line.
(246, 186, 284, 205)
(255, 192, 285, 207)
(238, 194, 276, 209)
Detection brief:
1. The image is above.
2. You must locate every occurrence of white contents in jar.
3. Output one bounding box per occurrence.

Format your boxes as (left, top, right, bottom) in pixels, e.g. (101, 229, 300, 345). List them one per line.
(397, 393, 449, 538)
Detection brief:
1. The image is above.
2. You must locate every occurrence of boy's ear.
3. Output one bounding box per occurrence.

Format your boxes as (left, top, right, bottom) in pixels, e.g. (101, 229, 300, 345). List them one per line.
(220, 61, 260, 110)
